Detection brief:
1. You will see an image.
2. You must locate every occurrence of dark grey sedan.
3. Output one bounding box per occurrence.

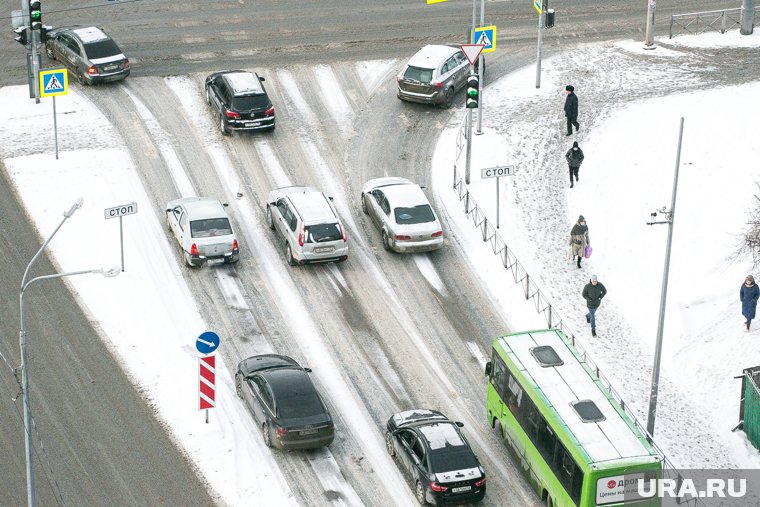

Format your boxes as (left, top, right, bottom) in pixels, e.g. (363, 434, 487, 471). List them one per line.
(44, 26, 129, 85)
(235, 354, 334, 450)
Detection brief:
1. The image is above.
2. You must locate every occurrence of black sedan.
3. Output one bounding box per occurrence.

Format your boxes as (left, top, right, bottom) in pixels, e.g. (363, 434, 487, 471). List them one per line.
(235, 354, 333, 450)
(386, 409, 486, 505)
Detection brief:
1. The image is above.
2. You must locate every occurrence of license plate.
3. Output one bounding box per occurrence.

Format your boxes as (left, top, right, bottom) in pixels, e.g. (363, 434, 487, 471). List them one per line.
(452, 486, 471, 493)
(104, 65, 118, 71)
(206, 258, 224, 265)
(315, 247, 333, 253)
(299, 429, 317, 436)
(244, 121, 261, 127)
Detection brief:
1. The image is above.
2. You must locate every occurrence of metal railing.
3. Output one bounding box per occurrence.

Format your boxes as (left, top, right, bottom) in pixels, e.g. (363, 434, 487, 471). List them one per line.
(669, 7, 754, 38)
(449, 120, 704, 505)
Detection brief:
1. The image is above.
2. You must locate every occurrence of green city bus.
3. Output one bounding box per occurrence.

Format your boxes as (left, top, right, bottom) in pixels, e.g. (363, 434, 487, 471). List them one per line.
(485, 329, 662, 507)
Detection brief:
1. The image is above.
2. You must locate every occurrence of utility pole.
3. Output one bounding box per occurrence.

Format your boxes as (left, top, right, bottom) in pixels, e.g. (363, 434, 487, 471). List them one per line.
(535, 0, 545, 88)
(645, 117, 685, 437)
(644, 0, 657, 49)
(740, 0, 755, 35)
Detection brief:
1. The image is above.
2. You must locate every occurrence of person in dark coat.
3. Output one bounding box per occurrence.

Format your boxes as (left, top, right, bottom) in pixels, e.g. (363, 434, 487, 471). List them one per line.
(564, 85, 579, 136)
(582, 274, 606, 337)
(569, 215, 589, 269)
(565, 141, 585, 188)
(740, 274, 759, 331)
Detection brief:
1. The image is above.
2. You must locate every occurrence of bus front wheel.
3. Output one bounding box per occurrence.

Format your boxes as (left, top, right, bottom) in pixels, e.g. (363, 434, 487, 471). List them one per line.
(546, 493, 553, 507)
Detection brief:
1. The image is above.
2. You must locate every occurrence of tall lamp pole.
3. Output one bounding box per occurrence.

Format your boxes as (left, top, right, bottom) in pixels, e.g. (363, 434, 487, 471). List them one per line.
(18, 198, 119, 507)
(645, 117, 684, 437)
(644, 0, 657, 49)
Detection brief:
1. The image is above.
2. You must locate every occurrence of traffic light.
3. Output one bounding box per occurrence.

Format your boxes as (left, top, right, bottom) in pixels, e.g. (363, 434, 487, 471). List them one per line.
(14, 27, 29, 46)
(466, 74, 479, 109)
(545, 8, 555, 28)
(29, 0, 42, 30)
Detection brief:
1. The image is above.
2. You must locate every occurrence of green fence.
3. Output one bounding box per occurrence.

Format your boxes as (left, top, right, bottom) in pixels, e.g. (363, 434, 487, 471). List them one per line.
(741, 366, 760, 448)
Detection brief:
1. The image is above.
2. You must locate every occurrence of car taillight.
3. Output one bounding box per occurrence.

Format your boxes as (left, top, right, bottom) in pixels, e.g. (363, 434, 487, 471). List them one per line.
(340, 224, 347, 242)
(275, 426, 288, 438)
(433, 81, 443, 88)
(394, 234, 411, 241)
(474, 476, 486, 487)
(232, 239, 239, 253)
(190, 244, 199, 256)
(431, 230, 443, 238)
(265, 106, 275, 117)
(123, 58, 130, 69)
(86, 65, 97, 75)
(298, 223, 305, 247)
(430, 481, 448, 492)
(225, 110, 240, 119)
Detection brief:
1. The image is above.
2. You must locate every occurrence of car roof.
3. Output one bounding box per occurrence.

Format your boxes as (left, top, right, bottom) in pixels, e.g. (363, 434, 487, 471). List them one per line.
(380, 182, 430, 208)
(222, 71, 265, 96)
(71, 26, 110, 44)
(416, 421, 468, 451)
(286, 191, 338, 223)
(264, 368, 317, 399)
(407, 45, 460, 69)
(170, 197, 228, 221)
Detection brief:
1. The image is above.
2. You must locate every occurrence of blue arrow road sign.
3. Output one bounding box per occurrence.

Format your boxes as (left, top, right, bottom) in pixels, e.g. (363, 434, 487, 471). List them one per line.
(196, 331, 220, 354)
(472, 25, 497, 53)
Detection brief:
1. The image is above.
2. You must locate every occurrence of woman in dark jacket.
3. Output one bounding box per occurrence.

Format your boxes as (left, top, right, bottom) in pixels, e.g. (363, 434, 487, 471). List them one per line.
(565, 141, 585, 188)
(740, 275, 759, 331)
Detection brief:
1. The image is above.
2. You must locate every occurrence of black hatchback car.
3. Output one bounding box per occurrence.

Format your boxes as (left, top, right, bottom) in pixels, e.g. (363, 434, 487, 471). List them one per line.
(235, 354, 334, 450)
(386, 409, 486, 505)
(44, 26, 130, 85)
(205, 70, 275, 135)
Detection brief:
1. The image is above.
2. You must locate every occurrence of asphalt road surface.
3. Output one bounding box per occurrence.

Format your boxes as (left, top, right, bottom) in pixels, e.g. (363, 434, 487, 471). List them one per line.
(0, 0, 739, 505)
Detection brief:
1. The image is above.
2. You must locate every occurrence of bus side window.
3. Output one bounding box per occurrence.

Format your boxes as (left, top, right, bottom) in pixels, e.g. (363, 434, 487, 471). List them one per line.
(555, 447, 583, 505)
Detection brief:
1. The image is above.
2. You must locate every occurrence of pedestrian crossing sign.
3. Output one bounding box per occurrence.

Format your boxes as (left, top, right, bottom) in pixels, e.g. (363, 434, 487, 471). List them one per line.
(39, 69, 68, 98)
(472, 25, 497, 53)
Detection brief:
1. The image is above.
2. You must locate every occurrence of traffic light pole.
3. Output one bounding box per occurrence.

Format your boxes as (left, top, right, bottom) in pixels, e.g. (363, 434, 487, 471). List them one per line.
(476, 0, 485, 135)
(535, 1, 545, 88)
(31, 30, 40, 103)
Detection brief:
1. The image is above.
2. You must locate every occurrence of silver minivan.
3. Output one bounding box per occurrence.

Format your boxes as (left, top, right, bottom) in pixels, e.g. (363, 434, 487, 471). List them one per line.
(266, 186, 348, 266)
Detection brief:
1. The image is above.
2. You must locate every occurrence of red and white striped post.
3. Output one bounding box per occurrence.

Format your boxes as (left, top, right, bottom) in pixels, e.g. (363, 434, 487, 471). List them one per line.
(199, 355, 216, 423)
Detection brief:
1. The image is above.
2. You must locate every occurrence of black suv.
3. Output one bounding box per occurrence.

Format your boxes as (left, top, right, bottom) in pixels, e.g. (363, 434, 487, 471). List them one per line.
(204, 70, 275, 135)
(386, 409, 486, 505)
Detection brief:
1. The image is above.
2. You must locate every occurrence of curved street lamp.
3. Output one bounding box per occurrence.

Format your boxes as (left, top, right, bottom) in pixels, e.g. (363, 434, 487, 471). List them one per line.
(18, 198, 119, 507)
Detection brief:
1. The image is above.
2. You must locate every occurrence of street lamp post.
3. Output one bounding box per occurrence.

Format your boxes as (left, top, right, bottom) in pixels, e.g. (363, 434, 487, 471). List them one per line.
(18, 198, 119, 507)
(645, 117, 685, 438)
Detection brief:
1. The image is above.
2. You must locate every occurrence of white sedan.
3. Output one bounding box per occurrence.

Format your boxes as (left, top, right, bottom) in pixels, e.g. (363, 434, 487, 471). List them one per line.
(361, 177, 444, 253)
(165, 197, 239, 267)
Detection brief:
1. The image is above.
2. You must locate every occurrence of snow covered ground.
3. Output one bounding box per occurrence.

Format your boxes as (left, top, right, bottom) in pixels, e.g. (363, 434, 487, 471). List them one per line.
(0, 29, 759, 505)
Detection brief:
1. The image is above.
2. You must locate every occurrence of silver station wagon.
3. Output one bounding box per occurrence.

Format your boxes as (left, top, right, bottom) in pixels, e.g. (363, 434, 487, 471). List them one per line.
(397, 44, 477, 108)
(165, 197, 240, 267)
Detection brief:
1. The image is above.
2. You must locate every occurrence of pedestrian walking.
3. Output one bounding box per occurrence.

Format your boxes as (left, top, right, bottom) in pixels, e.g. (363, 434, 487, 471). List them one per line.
(582, 274, 606, 337)
(564, 85, 580, 136)
(569, 216, 589, 269)
(566, 141, 584, 188)
(740, 274, 759, 332)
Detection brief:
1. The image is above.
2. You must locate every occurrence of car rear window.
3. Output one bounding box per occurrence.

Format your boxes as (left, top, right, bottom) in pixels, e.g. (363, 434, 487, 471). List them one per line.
(429, 447, 479, 473)
(190, 218, 232, 238)
(278, 393, 324, 418)
(306, 223, 342, 243)
(394, 205, 435, 225)
(231, 95, 270, 111)
(83, 39, 122, 59)
(403, 66, 433, 84)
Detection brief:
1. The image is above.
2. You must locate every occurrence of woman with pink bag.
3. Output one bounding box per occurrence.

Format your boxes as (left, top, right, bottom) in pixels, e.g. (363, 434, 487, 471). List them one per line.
(569, 215, 590, 268)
